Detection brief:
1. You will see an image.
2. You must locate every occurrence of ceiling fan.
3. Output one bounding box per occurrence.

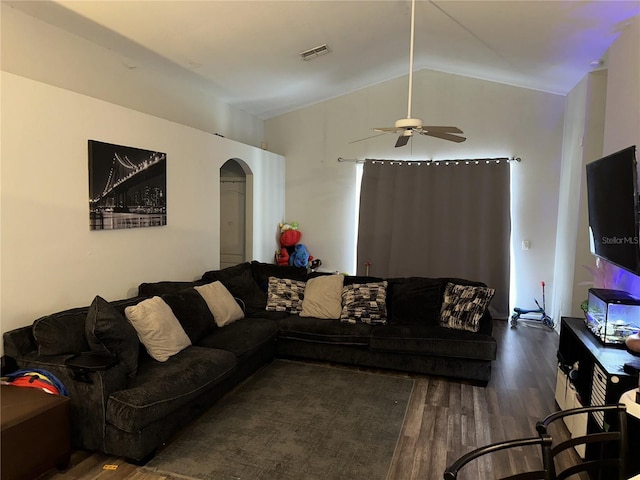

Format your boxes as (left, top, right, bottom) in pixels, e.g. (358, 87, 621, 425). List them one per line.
(357, 0, 466, 148)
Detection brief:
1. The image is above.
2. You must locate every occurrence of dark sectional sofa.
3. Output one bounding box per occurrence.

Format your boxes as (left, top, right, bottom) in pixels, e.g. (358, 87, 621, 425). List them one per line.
(3, 261, 497, 464)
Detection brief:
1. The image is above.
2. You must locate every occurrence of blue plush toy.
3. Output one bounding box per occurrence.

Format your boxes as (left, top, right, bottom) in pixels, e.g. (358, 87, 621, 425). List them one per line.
(289, 244, 310, 268)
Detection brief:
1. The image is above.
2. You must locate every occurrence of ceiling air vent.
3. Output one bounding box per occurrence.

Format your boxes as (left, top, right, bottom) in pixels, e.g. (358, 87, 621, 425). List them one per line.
(299, 44, 330, 61)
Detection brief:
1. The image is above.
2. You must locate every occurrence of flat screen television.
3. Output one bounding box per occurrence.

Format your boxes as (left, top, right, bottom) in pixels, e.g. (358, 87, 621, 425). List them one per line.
(586, 145, 640, 276)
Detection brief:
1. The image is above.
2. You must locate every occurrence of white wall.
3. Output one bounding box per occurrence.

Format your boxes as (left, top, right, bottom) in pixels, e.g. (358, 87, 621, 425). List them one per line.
(604, 16, 640, 156)
(598, 15, 640, 297)
(0, 72, 285, 340)
(571, 72, 607, 311)
(265, 69, 565, 314)
(551, 71, 607, 325)
(551, 16, 640, 320)
(1, 3, 264, 148)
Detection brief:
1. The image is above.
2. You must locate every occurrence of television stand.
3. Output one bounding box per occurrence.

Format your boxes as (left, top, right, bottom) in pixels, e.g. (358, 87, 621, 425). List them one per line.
(556, 316, 640, 475)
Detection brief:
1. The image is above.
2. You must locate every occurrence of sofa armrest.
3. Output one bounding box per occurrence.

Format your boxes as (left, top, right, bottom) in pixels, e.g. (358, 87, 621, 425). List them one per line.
(13, 352, 127, 452)
(3, 326, 37, 358)
(66, 352, 119, 383)
(477, 311, 493, 336)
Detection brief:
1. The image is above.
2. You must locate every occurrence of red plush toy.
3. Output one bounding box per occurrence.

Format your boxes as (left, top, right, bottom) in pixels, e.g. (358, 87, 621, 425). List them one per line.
(276, 247, 288, 266)
(275, 221, 310, 267)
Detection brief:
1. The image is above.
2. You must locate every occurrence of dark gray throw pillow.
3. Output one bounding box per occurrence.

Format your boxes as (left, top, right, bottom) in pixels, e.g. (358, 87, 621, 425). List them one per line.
(161, 289, 217, 344)
(137, 281, 202, 296)
(202, 266, 266, 315)
(250, 261, 308, 292)
(86, 295, 140, 377)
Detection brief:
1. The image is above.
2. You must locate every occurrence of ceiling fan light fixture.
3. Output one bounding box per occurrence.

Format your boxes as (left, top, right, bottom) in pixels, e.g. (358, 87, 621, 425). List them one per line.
(395, 117, 423, 129)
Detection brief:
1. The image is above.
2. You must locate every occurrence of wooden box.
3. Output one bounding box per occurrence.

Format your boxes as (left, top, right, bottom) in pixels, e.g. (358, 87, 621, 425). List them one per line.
(1, 385, 70, 480)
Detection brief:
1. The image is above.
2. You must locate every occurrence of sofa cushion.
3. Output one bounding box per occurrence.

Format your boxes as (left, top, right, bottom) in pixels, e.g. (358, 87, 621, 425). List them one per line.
(387, 277, 443, 325)
(137, 281, 202, 296)
(340, 281, 388, 325)
(201, 262, 251, 283)
(201, 263, 267, 315)
(279, 315, 372, 346)
(86, 295, 140, 377)
(343, 275, 385, 286)
(161, 289, 216, 344)
(33, 307, 90, 355)
(194, 281, 245, 327)
(369, 324, 497, 361)
(246, 309, 292, 321)
(266, 277, 306, 314)
(196, 318, 279, 358)
(109, 296, 151, 314)
(106, 346, 236, 433)
(125, 297, 192, 362)
(439, 283, 495, 333)
(251, 261, 308, 293)
(300, 274, 344, 319)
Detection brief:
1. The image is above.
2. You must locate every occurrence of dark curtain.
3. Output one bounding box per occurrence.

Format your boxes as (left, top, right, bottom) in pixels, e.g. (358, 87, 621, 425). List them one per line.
(356, 160, 511, 318)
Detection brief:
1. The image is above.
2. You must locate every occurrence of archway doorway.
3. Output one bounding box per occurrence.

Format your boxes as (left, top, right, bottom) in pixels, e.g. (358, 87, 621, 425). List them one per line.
(220, 159, 252, 268)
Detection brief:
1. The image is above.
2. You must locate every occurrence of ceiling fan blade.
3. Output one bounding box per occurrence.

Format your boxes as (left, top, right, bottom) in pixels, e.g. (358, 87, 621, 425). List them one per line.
(348, 132, 388, 144)
(373, 127, 403, 133)
(421, 126, 464, 134)
(419, 131, 467, 143)
(395, 135, 411, 148)
(360, 0, 469, 145)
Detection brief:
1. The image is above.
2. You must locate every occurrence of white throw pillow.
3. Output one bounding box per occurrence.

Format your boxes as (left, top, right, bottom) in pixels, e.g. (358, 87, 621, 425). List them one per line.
(300, 275, 345, 319)
(124, 296, 191, 362)
(194, 281, 245, 327)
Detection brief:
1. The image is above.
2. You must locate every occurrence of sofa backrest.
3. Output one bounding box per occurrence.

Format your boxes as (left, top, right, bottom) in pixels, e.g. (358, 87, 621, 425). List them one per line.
(385, 277, 443, 326)
(199, 263, 494, 333)
(4, 296, 148, 359)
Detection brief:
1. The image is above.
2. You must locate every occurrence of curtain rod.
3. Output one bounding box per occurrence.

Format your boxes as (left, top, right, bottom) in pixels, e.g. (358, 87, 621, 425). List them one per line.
(337, 156, 521, 164)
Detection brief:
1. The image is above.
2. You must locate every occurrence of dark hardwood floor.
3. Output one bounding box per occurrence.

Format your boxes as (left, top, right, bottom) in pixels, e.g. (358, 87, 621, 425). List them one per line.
(39, 319, 574, 480)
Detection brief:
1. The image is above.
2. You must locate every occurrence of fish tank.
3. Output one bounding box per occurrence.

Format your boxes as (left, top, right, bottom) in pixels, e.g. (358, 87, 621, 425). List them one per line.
(585, 288, 640, 346)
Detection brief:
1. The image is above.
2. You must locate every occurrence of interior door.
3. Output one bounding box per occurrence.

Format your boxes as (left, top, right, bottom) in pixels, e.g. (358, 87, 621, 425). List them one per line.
(220, 177, 246, 269)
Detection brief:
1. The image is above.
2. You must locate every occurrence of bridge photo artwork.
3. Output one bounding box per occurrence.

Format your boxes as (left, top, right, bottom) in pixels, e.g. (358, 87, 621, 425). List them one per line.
(89, 140, 167, 230)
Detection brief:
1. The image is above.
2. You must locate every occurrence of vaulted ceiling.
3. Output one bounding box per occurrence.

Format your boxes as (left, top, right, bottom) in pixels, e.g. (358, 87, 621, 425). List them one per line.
(7, 0, 640, 119)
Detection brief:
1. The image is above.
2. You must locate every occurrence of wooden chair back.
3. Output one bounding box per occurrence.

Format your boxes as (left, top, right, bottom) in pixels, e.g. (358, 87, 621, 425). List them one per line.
(535, 404, 628, 480)
(443, 435, 554, 480)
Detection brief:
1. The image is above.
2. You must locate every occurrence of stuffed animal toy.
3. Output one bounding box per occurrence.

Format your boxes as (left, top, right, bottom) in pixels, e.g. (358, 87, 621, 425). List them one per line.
(289, 244, 310, 268)
(276, 247, 290, 266)
(279, 221, 298, 231)
(276, 221, 300, 266)
(280, 228, 301, 248)
(275, 221, 319, 269)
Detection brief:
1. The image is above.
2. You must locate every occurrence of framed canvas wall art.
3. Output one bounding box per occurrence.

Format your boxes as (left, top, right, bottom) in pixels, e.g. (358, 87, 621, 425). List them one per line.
(89, 140, 167, 230)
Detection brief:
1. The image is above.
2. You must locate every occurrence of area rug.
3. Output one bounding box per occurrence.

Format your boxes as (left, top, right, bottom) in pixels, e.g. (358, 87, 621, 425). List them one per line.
(144, 359, 414, 480)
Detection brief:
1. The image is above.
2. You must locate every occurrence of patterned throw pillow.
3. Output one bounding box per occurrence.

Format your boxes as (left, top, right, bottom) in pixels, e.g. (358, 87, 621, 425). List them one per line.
(340, 281, 388, 325)
(439, 282, 495, 332)
(266, 277, 307, 314)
